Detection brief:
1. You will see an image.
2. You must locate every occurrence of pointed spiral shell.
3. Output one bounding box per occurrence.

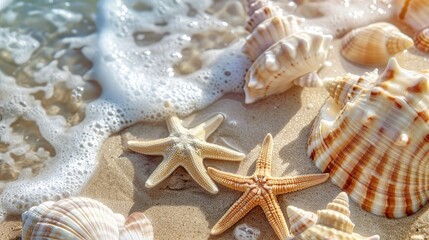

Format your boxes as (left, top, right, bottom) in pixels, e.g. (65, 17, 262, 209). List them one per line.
(341, 22, 414, 66)
(286, 205, 317, 236)
(308, 58, 429, 218)
(295, 192, 380, 240)
(21, 197, 154, 240)
(414, 28, 429, 53)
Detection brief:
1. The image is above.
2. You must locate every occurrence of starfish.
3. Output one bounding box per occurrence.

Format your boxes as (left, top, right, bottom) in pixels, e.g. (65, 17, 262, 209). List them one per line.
(208, 133, 329, 239)
(127, 113, 245, 194)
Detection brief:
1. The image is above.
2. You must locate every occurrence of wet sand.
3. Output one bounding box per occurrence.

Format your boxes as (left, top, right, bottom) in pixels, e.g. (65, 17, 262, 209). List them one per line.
(1, 42, 429, 240)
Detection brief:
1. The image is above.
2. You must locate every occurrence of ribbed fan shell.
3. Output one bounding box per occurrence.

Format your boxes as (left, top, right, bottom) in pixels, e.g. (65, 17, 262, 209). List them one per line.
(21, 197, 154, 240)
(308, 58, 429, 218)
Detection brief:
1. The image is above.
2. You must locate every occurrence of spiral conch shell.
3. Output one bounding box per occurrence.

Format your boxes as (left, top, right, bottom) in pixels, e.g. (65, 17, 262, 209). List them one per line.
(242, 0, 332, 104)
(415, 28, 429, 53)
(292, 192, 380, 239)
(341, 22, 414, 66)
(286, 205, 317, 236)
(308, 58, 429, 218)
(21, 197, 154, 240)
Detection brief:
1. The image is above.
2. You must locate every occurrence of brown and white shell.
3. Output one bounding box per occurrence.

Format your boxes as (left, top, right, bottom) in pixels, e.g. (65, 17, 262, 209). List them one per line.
(341, 22, 414, 66)
(286, 205, 317, 236)
(393, 0, 429, 31)
(308, 58, 429, 218)
(244, 31, 332, 103)
(293, 192, 380, 240)
(21, 197, 154, 240)
(414, 28, 429, 53)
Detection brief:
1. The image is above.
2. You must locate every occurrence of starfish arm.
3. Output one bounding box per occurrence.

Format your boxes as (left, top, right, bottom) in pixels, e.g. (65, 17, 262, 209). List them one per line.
(166, 115, 187, 134)
(145, 151, 181, 188)
(255, 134, 273, 177)
(207, 167, 253, 192)
(127, 138, 173, 155)
(260, 192, 290, 239)
(181, 149, 220, 194)
(211, 189, 258, 236)
(190, 113, 224, 139)
(268, 173, 329, 195)
(196, 141, 245, 162)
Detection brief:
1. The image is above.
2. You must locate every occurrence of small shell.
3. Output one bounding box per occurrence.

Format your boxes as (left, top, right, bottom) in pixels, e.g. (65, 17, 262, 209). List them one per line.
(414, 28, 429, 53)
(21, 197, 154, 240)
(246, 0, 269, 16)
(393, 0, 429, 31)
(295, 192, 380, 240)
(244, 31, 332, 104)
(286, 205, 317, 236)
(341, 22, 414, 66)
(308, 58, 429, 218)
(242, 15, 304, 61)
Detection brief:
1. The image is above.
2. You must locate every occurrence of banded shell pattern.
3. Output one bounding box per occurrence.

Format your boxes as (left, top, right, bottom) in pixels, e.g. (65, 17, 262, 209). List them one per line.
(341, 22, 414, 66)
(242, 0, 332, 104)
(393, 0, 429, 31)
(308, 58, 429, 218)
(21, 197, 154, 240)
(293, 192, 380, 239)
(415, 28, 429, 53)
(286, 205, 317, 236)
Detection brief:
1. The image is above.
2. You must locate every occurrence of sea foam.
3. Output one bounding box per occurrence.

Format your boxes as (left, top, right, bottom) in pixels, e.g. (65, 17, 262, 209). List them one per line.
(0, 0, 249, 220)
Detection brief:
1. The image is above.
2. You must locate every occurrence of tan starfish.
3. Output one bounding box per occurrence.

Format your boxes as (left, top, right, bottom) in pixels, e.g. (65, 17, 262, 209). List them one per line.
(208, 133, 329, 239)
(127, 113, 245, 194)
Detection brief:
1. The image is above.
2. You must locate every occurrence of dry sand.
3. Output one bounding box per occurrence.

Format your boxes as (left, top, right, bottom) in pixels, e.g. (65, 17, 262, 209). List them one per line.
(1, 41, 429, 240)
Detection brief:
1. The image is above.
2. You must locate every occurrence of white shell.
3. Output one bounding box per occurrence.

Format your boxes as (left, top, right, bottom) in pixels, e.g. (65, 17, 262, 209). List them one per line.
(286, 205, 317, 236)
(341, 22, 414, 66)
(244, 31, 332, 104)
(308, 58, 429, 218)
(242, 15, 304, 61)
(415, 28, 429, 53)
(21, 197, 154, 240)
(294, 192, 380, 240)
(245, 5, 279, 32)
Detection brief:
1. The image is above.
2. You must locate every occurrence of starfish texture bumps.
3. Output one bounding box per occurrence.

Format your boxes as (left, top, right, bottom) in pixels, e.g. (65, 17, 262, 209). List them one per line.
(127, 113, 245, 194)
(208, 134, 329, 239)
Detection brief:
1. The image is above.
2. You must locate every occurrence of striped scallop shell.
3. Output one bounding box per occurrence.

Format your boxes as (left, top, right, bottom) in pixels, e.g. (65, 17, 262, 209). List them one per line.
(286, 205, 317, 236)
(242, 15, 304, 61)
(415, 28, 429, 53)
(244, 31, 332, 103)
(21, 197, 154, 240)
(308, 58, 429, 218)
(341, 22, 414, 66)
(393, 0, 429, 31)
(295, 192, 380, 240)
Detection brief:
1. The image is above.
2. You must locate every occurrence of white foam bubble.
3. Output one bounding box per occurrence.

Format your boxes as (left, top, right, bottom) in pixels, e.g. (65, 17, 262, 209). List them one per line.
(0, 28, 40, 64)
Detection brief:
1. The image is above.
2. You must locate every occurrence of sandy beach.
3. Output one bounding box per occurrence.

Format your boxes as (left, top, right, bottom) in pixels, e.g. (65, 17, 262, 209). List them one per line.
(3, 46, 429, 238)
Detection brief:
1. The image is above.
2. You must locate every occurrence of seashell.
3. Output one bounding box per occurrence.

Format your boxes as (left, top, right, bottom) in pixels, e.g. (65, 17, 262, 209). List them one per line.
(341, 22, 414, 66)
(294, 192, 380, 240)
(21, 201, 55, 240)
(286, 205, 317, 236)
(308, 58, 429, 218)
(246, 0, 269, 16)
(242, 15, 304, 61)
(244, 31, 332, 104)
(414, 28, 429, 53)
(393, 0, 429, 31)
(245, 5, 279, 32)
(21, 197, 154, 240)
